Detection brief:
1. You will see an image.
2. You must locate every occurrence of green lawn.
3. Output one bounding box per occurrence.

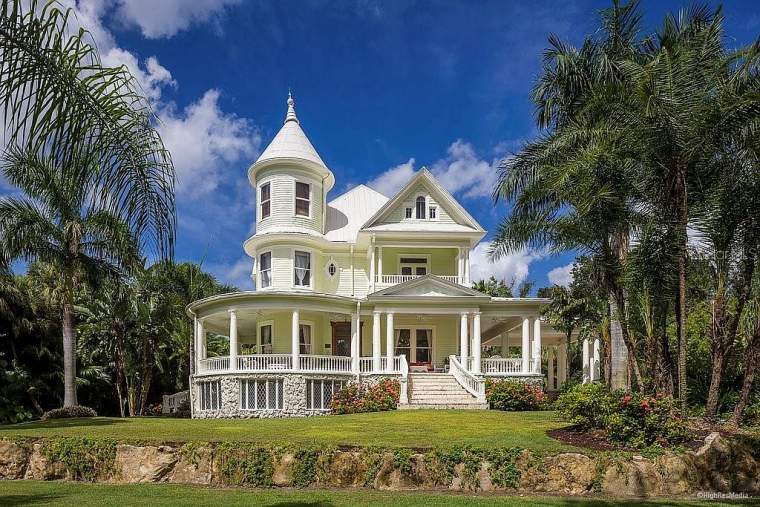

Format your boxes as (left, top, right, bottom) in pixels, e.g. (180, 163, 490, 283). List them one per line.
(0, 410, 571, 451)
(1, 482, 757, 506)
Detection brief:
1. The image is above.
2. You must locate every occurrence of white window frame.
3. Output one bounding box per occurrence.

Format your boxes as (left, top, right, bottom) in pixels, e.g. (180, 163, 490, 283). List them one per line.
(199, 380, 222, 411)
(258, 250, 273, 289)
(398, 253, 431, 277)
(306, 379, 346, 411)
(324, 257, 339, 278)
(294, 180, 312, 218)
(394, 325, 436, 365)
(292, 248, 313, 289)
(259, 181, 271, 221)
(428, 205, 437, 220)
(415, 195, 426, 219)
(299, 320, 313, 355)
(404, 207, 413, 219)
(240, 378, 284, 410)
(257, 320, 274, 354)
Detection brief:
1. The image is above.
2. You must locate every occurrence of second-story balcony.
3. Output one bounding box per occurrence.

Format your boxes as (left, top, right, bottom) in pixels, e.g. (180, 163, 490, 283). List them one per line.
(369, 245, 469, 291)
(375, 273, 461, 287)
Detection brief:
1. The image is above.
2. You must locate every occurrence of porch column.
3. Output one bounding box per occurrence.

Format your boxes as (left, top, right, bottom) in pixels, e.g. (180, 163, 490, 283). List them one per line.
(521, 317, 530, 374)
(532, 317, 542, 374)
(557, 343, 567, 389)
(464, 249, 470, 285)
(459, 312, 469, 367)
(229, 309, 238, 372)
(592, 337, 601, 382)
(582, 338, 590, 383)
(292, 310, 300, 371)
(372, 311, 381, 372)
(193, 318, 201, 372)
(457, 248, 463, 284)
(385, 312, 394, 372)
(472, 312, 481, 374)
(351, 312, 360, 374)
(377, 247, 383, 284)
(547, 347, 555, 390)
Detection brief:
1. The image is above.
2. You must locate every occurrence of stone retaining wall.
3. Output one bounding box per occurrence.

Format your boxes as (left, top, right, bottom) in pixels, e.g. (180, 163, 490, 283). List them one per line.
(1, 432, 758, 498)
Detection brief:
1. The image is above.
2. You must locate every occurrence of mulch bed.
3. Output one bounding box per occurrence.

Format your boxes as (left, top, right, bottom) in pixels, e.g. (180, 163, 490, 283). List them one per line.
(547, 425, 708, 452)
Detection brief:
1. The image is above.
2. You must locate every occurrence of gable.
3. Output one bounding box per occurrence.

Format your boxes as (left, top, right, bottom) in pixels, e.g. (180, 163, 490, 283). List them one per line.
(361, 169, 485, 234)
(369, 275, 489, 299)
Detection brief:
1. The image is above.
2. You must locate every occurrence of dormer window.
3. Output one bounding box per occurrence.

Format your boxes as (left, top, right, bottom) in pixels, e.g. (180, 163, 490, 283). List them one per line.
(405, 207, 412, 219)
(295, 181, 310, 217)
(260, 183, 271, 219)
(415, 196, 426, 219)
(429, 206, 437, 219)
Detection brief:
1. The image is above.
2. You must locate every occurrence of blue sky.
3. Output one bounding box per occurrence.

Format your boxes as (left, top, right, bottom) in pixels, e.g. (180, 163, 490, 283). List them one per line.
(6, 0, 760, 290)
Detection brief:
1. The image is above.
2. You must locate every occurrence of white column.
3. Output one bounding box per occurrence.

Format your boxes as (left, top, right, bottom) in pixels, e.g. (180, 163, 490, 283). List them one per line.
(369, 247, 376, 291)
(521, 317, 530, 374)
(193, 317, 200, 372)
(532, 317, 542, 374)
(457, 248, 463, 284)
(385, 312, 394, 371)
(377, 246, 383, 283)
(351, 312, 360, 373)
(459, 312, 469, 366)
(582, 338, 590, 383)
(372, 311, 381, 372)
(592, 337, 601, 382)
(464, 249, 470, 285)
(557, 343, 567, 389)
(229, 309, 238, 371)
(472, 312, 481, 374)
(292, 310, 300, 371)
(547, 347, 555, 390)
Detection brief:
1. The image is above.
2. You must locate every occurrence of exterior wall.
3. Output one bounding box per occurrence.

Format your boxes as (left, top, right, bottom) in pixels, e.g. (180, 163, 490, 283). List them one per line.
(254, 165, 325, 235)
(380, 182, 455, 225)
(378, 247, 457, 277)
(236, 310, 334, 355)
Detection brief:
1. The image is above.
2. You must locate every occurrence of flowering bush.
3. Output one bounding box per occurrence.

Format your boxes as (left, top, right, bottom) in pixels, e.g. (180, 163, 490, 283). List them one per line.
(554, 382, 616, 429)
(606, 392, 689, 447)
(330, 379, 400, 415)
(485, 379, 546, 411)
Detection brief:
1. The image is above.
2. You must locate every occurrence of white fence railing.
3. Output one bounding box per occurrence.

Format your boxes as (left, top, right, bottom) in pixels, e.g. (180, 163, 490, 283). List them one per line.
(481, 357, 524, 375)
(377, 274, 461, 285)
(238, 354, 292, 371)
(357, 356, 405, 374)
(197, 354, 408, 375)
(198, 356, 230, 373)
(300, 354, 352, 373)
(448, 355, 485, 401)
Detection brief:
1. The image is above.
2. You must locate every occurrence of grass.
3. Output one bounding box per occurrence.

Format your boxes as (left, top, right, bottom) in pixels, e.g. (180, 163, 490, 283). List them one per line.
(0, 410, 572, 451)
(1, 482, 758, 507)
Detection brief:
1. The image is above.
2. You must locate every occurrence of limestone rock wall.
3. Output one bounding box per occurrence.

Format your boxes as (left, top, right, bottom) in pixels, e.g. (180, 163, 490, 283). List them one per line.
(1, 432, 758, 498)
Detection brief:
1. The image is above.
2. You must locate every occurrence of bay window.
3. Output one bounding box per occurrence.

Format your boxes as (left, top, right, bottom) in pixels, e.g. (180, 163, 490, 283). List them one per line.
(295, 181, 310, 217)
(259, 251, 272, 288)
(294, 250, 311, 287)
(260, 182, 271, 219)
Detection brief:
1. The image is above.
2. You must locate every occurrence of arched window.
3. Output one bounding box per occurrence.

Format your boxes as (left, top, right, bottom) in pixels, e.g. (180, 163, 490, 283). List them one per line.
(415, 196, 426, 219)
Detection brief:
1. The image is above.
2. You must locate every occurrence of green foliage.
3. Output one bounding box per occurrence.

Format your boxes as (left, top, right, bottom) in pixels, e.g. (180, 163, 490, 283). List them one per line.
(554, 383, 615, 429)
(606, 393, 689, 448)
(485, 379, 546, 411)
(483, 447, 523, 488)
(290, 448, 322, 487)
(41, 406, 97, 421)
(179, 442, 206, 468)
(330, 379, 400, 414)
(41, 437, 116, 481)
(362, 447, 386, 486)
(392, 448, 414, 476)
(215, 443, 273, 487)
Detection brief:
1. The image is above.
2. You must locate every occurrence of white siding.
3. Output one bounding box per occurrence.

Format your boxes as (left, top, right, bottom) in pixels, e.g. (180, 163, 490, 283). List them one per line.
(255, 166, 324, 235)
(381, 183, 455, 225)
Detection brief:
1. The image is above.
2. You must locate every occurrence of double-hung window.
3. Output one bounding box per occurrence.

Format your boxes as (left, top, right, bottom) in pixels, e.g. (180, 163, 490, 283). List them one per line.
(259, 323, 272, 354)
(294, 250, 311, 287)
(299, 324, 312, 354)
(260, 183, 271, 219)
(259, 252, 272, 288)
(295, 181, 310, 217)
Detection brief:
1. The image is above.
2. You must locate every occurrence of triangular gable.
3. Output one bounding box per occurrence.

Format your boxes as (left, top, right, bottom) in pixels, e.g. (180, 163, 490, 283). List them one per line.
(360, 169, 485, 233)
(368, 274, 490, 298)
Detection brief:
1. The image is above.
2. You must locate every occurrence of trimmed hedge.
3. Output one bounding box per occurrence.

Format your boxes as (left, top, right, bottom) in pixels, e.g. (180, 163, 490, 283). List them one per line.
(41, 406, 97, 421)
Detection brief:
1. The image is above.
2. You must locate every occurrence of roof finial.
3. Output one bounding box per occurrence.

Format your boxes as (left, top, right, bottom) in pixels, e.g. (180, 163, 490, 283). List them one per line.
(285, 90, 298, 124)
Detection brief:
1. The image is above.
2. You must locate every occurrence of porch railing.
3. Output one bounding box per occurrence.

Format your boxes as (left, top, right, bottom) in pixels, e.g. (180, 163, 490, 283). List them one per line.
(238, 354, 292, 371)
(300, 354, 352, 373)
(448, 355, 485, 402)
(359, 356, 404, 373)
(481, 357, 523, 375)
(376, 274, 460, 285)
(198, 356, 230, 373)
(197, 354, 407, 375)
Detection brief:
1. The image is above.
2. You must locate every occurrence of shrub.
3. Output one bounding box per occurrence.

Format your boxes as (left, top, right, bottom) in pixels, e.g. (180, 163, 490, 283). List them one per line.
(172, 399, 191, 418)
(745, 401, 760, 426)
(606, 392, 689, 448)
(41, 406, 97, 421)
(330, 379, 400, 414)
(485, 379, 546, 411)
(554, 382, 615, 429)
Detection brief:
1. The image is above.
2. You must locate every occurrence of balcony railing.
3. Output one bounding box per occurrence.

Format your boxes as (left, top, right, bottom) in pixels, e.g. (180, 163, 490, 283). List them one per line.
(358, 356, 404, 373)
(481, 357, 524, 375)
(197, 354, 407, 375)
(376, 274, 460, 285)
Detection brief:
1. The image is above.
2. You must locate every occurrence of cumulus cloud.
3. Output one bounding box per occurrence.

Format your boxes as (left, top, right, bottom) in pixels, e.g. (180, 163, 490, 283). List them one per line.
(157, 90, 261, 196)
(114, 0, 241, 38)
(469, 241, 543, 285)
(368, 140, 499, 198)
(207, 256, 253, 290)
(548, 263, 574, 287)
(101, 49, 176, 102)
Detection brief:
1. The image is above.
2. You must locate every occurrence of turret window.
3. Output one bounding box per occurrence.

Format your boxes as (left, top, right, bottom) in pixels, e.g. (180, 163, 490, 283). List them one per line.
(294, 250, 311, 287)
(415, 196, 426, 219)
(260, 183, 271, 219)
(295, 181, 310, 217)
(259, 252, 272, 288)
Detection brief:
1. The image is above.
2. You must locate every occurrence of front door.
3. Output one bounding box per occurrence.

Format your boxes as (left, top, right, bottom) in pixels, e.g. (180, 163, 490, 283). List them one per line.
(331, 322, 351, 356)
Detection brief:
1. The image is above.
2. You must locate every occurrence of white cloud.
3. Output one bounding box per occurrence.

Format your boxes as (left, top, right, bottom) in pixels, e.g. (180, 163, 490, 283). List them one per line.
(548, 263, 574, 287)
(101, 49, 176, 102)
(114, 0, 241, 38)
(367, 140, 499, 199)
(469, 241, 543, 285)
(157, 90, 261, 196)
(207, 256, 253, 290)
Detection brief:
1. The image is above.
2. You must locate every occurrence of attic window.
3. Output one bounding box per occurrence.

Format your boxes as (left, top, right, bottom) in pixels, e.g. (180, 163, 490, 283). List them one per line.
(429, 206, 437, 219)
(405, 207, 412, 219)
(295, 181, 310, 217)
(415, 196, 426, 219)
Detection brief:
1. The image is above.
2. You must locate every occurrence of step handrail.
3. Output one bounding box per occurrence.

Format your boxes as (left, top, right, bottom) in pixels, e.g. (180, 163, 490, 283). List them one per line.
(448, 355, 486, 402)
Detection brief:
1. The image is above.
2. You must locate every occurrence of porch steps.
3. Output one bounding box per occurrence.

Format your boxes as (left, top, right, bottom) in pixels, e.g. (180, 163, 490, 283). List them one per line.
(401, 373, 488, 410)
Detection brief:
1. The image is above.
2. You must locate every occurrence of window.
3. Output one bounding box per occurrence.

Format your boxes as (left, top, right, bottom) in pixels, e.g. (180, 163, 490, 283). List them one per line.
(259, 252, 272, 288)
(399, 256, 428, 276)
(295, 181, 310, 217)
(429, 206, 437, 219)
(394, 328, 433, 364)
(259, 323, 272, 354)
(260, 183, 271, 219)
(241, 379, 283, 410)
(405, 207, 412, 219)
(416, 329, 432, 363)
(199, 381, 221, 411)
(294, 250, 311, 286)
(394, 329, 411, 358)
(415, 196, 426, 219)
(326, 260, 338, 278)
(306, 379, 345, 410)
(299, 324, 312, 354)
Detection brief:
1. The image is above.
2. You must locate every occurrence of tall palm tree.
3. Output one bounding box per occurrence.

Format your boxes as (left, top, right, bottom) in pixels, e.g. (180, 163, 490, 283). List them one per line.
(0, 150, 138, 407)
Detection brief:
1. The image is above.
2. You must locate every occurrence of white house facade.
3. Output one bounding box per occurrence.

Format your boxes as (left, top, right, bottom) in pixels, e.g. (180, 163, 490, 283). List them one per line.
(187, 95, 586, 418)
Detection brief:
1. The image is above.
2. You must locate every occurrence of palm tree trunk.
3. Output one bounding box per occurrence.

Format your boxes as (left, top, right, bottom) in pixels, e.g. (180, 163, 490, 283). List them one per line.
(62, 300, 78, 407)
(612, 290, 644, 391)
(731, 334, 760, 426)
(704, 349, 725, 419)
(675, 168, 689, 414)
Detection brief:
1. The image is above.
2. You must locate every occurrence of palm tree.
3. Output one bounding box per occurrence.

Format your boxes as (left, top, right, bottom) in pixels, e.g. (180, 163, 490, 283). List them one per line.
(0, 150, 139, 407)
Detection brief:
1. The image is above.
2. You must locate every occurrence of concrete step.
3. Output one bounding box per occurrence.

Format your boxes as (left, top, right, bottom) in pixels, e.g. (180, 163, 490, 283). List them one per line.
(399, 403, 489, 410)
(411, 392, 476, 399)
(410, 384, 464, 391)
